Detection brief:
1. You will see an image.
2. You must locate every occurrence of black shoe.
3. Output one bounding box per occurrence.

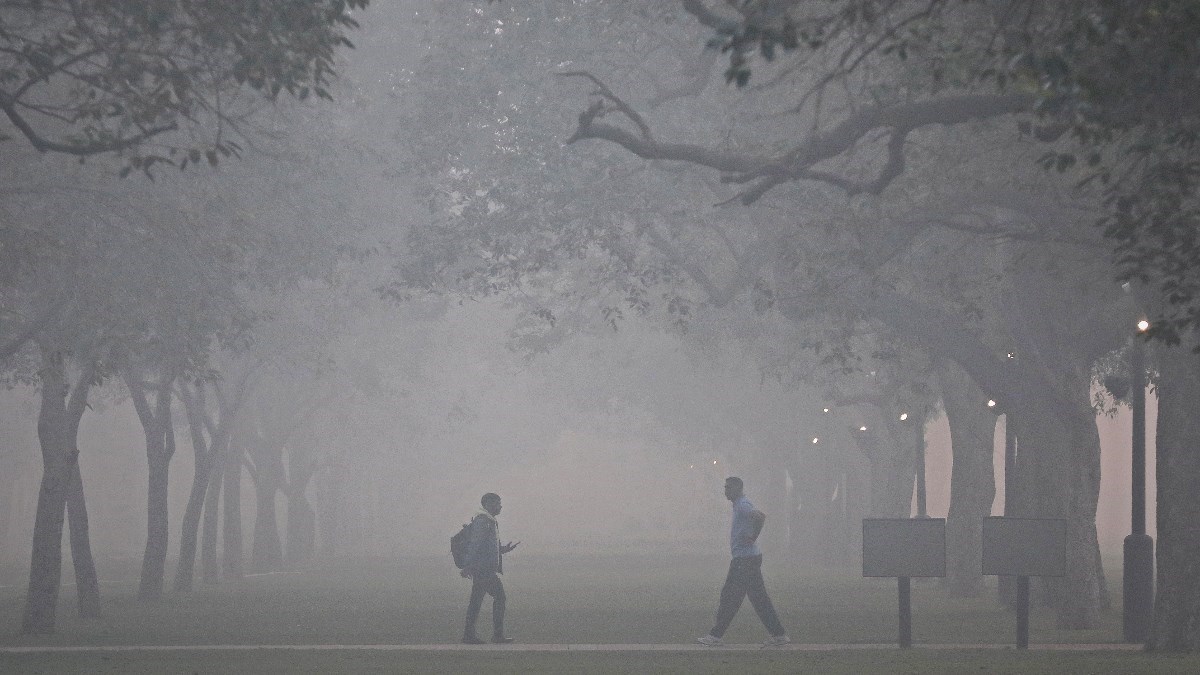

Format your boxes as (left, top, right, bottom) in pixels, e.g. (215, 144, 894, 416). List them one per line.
(491, 635, 514, 644)
(462, 635, 485, 644)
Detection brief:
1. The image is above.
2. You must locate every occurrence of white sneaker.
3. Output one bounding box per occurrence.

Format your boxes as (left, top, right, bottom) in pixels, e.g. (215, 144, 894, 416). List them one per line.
(761, 634, 791, 648)
(695, 634, 723, 646)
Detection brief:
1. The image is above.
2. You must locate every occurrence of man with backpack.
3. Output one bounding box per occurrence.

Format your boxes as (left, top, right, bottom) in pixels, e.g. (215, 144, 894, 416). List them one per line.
(459, 492, 519, 644)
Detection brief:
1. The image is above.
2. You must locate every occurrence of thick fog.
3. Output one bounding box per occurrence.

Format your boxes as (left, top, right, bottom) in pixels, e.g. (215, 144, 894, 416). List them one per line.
(0, 300, 1157, 566)
(2, 0, 1197, 653)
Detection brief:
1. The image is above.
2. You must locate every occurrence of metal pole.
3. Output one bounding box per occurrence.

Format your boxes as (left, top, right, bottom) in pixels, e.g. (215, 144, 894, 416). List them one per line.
(999, 414, 1017, 606)
(914, 417, 927, 518)
(1016, 576, 1030, 649)
(898, 576, 912, 648)
(1123, 334, 1154, 642)
(1132, 338, 1146, 537)
(1003, 414, 1016, 516)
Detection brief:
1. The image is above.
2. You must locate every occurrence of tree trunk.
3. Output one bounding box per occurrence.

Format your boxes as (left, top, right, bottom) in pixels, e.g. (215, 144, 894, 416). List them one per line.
(1013, 382, 1106, 629)
(222, 446, 244, 579)
(66, 463, 100, 618)
(22, 452, 69, 634)
(127, 371, 176, 602)
(173, 412, 213, 593)
(22, 351, 93, 635)
(285, 484, 316, 565)
(252, 478, 283, 573)
(173, 453, 208, 593)
(1148, 342, 1200, 651)
(200, 447, 223, 584)
(138, 450, 170, 600)
(175, 383, 228, 593)
(937, 360, 997, 597)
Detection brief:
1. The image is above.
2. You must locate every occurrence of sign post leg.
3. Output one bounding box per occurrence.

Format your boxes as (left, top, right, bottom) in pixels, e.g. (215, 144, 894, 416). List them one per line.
(1016, 576, 1029, 649)
(898, 576, 911, 648)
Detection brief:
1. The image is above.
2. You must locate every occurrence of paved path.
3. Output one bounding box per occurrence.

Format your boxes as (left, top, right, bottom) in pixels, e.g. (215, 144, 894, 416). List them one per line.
(0, 643, 1144, 653)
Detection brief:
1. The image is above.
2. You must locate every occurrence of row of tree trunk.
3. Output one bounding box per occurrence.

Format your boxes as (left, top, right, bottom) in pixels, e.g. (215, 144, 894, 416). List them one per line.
(19, 357, 327, 634)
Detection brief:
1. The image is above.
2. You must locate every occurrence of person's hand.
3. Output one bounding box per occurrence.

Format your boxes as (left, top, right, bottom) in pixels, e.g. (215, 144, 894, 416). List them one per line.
(500, 541, 520, 554)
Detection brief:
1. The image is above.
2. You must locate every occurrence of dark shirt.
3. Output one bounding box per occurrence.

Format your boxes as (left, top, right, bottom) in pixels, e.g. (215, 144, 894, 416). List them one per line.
(465, 512, 502, 576)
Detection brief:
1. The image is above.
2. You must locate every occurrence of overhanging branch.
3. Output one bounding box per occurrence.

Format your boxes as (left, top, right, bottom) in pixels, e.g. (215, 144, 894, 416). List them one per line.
(1, 99, 177, 157)
(562, 73, 1035, 204)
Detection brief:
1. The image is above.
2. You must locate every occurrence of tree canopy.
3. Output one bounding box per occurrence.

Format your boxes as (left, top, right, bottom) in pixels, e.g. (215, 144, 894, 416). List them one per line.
(0, 0, 368, 174)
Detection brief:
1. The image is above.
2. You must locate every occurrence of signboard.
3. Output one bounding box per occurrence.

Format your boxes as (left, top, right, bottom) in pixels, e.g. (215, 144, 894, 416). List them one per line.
(981, 517, 1067, 577)
(862, 518, 946, 578)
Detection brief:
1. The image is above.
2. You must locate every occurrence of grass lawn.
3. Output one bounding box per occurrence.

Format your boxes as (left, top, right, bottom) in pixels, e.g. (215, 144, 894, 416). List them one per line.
(1, 552, 1195, 673)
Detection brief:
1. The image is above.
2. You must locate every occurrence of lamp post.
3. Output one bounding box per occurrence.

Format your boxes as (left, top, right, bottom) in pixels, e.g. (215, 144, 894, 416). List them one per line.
(993, 350, 1020, 606)
(1124, 320, 1154, 642)
(902, 411, 928, 519)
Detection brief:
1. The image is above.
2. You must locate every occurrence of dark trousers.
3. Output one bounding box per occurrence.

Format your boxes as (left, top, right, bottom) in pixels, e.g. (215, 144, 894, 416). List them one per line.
(710, 554, 785, 638)
(464, 574, 506, 638)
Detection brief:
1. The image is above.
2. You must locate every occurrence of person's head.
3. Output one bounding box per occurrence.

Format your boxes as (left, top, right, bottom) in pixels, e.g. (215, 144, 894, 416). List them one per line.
(724, 477, 744, 502)
(481, 492, 502, 516)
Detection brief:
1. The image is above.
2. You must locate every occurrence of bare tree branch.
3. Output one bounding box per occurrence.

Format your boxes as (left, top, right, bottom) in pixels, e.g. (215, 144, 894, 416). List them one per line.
(564, 77, 1035, 204)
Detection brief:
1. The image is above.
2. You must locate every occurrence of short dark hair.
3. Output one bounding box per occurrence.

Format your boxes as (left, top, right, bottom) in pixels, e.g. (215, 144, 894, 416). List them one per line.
(481, 492, 501, 507)
(725, 477, 743, 490)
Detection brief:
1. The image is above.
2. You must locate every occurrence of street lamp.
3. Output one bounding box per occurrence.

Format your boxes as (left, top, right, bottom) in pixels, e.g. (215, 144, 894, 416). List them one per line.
(1124, 319, 1153, 642)
(992, 357, 1018, 607)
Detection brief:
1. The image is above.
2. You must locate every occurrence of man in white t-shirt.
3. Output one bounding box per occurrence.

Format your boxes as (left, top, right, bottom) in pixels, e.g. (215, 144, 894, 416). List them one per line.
(696, 476, 790, 647)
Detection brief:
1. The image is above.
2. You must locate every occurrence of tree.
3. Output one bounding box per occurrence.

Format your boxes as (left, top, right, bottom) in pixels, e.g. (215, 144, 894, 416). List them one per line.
(545, 0, 1200, 635)
(393, 3, 940, 564)
(392, 0, 1150, 628)
(174, 374, 244, 592)
(4, 21, 370, 617)
(0, 0, 368, 173)
(687, 0, 1200, 344)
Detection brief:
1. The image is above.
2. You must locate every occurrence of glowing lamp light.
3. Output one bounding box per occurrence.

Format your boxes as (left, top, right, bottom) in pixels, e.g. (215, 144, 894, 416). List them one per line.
(1137, 319, 1150, 333)
(987, 399, 997, 408)
(899, 413, 909, 421)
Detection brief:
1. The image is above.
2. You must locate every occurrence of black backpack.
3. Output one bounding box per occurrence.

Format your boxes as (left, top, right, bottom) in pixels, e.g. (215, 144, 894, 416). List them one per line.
(450, 521, 472, 569)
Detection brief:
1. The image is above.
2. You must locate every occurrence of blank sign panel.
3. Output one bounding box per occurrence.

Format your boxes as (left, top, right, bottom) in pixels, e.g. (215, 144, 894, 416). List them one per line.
(862, 518, 947, 578)
(981, 517, 1067, 577)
